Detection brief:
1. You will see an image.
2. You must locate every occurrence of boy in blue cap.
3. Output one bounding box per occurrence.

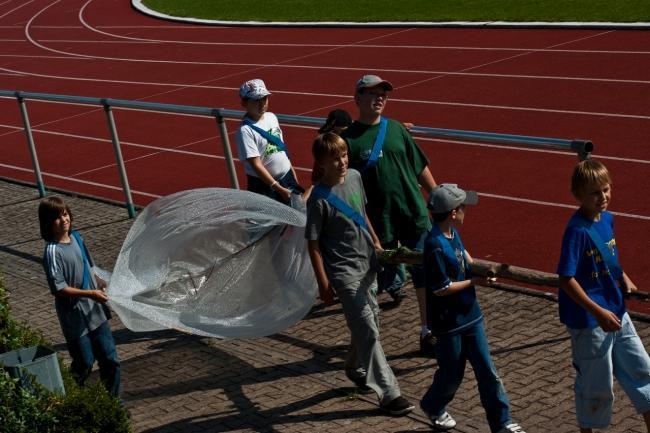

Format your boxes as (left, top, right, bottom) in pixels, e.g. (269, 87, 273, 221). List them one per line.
(557, 159, 650, 432)
(420, 184, 524, 433)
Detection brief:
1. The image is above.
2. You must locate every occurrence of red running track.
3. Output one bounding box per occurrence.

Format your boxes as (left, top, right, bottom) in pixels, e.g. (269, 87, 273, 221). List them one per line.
(2, 0, 650, 312)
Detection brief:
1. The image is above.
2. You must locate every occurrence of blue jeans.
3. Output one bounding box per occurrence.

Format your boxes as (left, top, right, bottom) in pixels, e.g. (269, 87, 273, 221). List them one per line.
(67, 321, 121, 397)
(568, 312, 650, 429)
(420, 321, 511, 433)
(378, 230, 427, 293)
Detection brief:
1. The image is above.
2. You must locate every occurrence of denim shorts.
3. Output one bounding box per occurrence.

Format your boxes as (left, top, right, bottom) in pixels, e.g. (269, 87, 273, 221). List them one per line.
(568, 313, 650, 428)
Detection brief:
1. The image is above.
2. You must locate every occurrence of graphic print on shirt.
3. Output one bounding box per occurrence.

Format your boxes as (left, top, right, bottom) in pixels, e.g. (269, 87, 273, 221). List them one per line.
(454, 246, 466, 277)
(585, 237, 616, 280)
(337, 190, 364, 225)
(263, 127, 284, 156)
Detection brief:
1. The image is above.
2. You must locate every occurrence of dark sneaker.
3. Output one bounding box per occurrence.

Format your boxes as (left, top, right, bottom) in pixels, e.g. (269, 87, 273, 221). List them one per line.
(419, 332, 437, 358)
(387, 288, 407, 304)
(347, 374, 374, 395)
(380, 395, 415, 416)
(356, 384, 375, 394)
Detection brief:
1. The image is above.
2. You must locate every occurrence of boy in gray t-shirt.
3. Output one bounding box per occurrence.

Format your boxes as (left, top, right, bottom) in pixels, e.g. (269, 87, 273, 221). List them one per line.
(305, 132, 414, 416)
(39, 196, 120, 397)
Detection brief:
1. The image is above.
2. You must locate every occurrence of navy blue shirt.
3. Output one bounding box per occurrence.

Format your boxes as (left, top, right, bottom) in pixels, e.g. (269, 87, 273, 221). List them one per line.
(556, 210, 626, 329)
(424, 225, 482, 336)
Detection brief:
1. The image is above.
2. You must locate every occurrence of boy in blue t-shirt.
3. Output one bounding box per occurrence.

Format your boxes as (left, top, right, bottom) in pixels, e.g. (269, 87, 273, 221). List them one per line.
(557, 159, 650, 432)
(420, 184, 525, 433)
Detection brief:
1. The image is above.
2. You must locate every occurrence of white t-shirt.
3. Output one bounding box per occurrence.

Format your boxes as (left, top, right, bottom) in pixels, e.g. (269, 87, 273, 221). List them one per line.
(236, 112, 291, 179)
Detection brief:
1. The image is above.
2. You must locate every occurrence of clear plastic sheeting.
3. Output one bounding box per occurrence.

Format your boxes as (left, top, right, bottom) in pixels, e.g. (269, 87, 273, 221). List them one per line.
(106, 188, 317, 338)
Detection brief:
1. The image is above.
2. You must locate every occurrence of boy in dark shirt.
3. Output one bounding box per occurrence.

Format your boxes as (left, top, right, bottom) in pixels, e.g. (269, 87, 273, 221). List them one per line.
(420, 184, 524, 433)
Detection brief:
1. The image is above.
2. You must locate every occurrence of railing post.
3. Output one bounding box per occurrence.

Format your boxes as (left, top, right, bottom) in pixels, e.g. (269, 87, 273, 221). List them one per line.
(102, 99, 136, 218)
(15, 92, 46, 197)
(213, 109, 239, 189)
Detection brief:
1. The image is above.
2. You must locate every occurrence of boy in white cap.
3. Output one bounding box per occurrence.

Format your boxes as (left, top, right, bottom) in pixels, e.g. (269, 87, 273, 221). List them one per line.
(343, 74, 437, 357)
(420, 184, 525, 433)
(236, 78, 303, 204)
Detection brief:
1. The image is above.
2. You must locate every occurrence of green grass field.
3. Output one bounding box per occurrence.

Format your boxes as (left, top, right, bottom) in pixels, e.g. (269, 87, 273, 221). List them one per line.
(142, 0, 650, 23)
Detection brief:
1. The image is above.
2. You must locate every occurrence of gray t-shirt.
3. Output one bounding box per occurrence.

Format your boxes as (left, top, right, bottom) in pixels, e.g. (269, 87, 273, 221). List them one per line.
(42, 232, 108, 342)
(305, 169, 378, 287)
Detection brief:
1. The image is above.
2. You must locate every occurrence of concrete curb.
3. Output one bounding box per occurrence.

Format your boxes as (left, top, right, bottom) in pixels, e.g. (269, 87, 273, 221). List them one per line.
(132, 0, 650, 29)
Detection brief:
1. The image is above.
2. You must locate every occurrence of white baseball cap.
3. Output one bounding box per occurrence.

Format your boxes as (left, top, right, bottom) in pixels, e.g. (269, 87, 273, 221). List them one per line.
(239, 79, 271, 100)
(427, 184, 478, 213)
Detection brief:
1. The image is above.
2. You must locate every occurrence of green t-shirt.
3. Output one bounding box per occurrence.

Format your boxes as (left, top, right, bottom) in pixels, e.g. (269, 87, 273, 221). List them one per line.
(343, 118, 431, 244)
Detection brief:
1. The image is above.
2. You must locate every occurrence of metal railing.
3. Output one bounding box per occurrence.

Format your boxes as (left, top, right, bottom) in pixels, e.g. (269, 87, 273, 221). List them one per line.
(1, 89, 594, 218)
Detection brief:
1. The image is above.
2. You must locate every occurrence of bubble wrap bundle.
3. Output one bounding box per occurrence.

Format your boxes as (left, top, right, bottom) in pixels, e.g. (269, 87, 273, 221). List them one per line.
(106, 188, 317, 338)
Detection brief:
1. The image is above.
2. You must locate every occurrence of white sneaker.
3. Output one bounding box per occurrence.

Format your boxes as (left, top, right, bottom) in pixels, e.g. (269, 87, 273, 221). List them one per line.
(497, 423, 526, 433)
(431, 411, 456, 430)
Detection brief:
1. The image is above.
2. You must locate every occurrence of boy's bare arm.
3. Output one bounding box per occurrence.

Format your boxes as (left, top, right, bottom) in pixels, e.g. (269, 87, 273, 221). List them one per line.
(364, 214, 383, 251)
(434, 276, 495, 297)
(55, 286, 109, 303)
(559, 276, 621, 332)
(307, 240, 335, 304)
(247, 156, 292, 201)
(417, 166, 437, 193)
(621, 272, 638, 294)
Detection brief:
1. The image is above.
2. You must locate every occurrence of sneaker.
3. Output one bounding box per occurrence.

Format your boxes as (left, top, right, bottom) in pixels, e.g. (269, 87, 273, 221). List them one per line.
(430, 411, 456, 430)
(497, 423, 526, 433)
(419, 331, 437, 358)
(380, 395, 415, 416)
(346, 374, 374, 394)
(387, 288, 408, 304)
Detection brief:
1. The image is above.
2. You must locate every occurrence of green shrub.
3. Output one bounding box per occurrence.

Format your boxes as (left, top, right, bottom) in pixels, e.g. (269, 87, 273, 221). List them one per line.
(52, 370, 131, 433)
(0, 275, 132, 433)
(0, 370, 57, 433)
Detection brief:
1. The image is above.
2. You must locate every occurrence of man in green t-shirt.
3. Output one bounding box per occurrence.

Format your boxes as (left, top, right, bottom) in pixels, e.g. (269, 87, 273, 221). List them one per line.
(342, 74, 438, 357)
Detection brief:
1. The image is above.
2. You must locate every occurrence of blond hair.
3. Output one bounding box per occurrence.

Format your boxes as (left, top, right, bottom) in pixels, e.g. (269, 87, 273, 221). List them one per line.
(312, 132, 348, 163)
(571, 159, 612, 198)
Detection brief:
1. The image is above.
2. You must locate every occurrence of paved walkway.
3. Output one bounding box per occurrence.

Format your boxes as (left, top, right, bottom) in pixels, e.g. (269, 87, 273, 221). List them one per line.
(1, 180, 648, 433)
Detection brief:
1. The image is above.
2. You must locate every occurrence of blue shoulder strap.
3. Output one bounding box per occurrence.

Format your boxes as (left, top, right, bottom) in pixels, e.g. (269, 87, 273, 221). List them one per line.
(70, 230, 92, 289)
(362, 116, 388, 172)
(431, 225, 467, 280)
(242, 118, 288, 156)
(568, 215, 622, 280)
(311, 184, 368, 231)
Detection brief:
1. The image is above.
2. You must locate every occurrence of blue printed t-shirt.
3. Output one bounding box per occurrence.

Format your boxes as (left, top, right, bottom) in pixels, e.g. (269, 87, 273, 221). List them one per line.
(423, 224, 482, 336)
(556, 210, 626, 329)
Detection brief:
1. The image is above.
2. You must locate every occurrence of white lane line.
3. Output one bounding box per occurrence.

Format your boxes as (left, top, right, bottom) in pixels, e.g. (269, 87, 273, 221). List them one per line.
(416, 136, 650, 165)
(3, 121, 649, 170)
(0, 119, 650, 170)
(0, 0, 34, 20)
(24, 0, 93, 59)
(2, 65, 650, 121)
(0, 162, 161, 198)
(13, 39, 650, 55)
(3, 158, 648, 220)
(397, 30, 615, 91)
(3, 48, 649, 85)
(478, 192, 650, 221)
